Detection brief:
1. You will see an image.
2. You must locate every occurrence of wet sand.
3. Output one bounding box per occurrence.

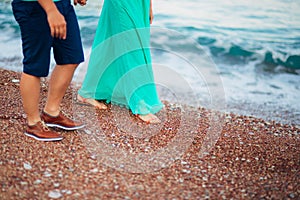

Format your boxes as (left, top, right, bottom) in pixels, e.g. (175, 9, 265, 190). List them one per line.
(0, 68, 299, 199)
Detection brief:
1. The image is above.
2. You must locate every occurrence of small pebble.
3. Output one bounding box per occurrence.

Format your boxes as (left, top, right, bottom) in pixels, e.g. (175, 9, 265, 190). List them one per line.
(48, 190, 62, 199)
(182, 169, 191, 174)
(20, 182, 27, 186)
(11, 79, 19, 83)
(23, 163, 32, 170)
(66, 190, 72, 195)
(90, 154, 97, 160)
(181, 161, 188, 165)
(34, 180, 42, 185)
(288, 193, 295, 198)
(90, 168, 98, 173)
(54, 183, 60, 188)
(61, 190, 72, 195)
(44, 171, 52, 177)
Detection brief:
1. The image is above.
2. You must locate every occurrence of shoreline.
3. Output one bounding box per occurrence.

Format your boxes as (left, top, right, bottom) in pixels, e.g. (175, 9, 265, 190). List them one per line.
(2, 64, 299, 126)
(0, 68, 299, 199)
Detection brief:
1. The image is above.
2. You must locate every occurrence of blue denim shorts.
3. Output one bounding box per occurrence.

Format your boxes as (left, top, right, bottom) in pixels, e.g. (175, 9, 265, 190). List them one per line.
(12, 0, 84, 77)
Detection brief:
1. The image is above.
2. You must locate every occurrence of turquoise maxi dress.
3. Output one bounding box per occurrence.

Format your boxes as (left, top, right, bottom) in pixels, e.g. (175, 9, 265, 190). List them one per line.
(78, 0, 163, 115)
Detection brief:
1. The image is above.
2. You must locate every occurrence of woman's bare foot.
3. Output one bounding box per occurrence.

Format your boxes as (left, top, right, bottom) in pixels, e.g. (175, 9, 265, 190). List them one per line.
(77, 94, 107, 110)
(137, 113, 161, 124)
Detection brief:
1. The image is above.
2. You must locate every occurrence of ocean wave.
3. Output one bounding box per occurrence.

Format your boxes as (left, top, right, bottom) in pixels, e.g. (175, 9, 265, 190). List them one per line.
(197, 36, 300, 72)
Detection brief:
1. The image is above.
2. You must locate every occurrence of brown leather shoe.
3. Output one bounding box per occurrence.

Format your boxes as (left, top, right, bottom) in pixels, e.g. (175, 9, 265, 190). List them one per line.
(41, 110, 85, 131)
(24, 121, 63, 142)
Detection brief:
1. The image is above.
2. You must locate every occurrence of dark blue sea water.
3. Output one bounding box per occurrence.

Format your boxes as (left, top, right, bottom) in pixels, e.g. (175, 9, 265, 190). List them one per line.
(0, 0, 299, 125)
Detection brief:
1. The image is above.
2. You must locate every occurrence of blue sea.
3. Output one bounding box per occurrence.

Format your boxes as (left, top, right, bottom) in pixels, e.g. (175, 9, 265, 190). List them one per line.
(0, 0, 299, 125)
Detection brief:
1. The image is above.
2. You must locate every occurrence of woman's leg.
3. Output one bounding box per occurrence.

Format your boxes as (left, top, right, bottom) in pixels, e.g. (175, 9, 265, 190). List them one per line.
(137, 113, 161, 124)
(77, 94, 107, 110)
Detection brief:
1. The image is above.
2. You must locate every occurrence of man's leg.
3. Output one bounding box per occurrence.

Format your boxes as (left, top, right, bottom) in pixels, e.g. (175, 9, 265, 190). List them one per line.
(20, 72, 63, 141)
(40, 0, 85, 130)
(20, 73, 41, 125)
(41, 63, 84, 130)
(44, 64, 78, 116)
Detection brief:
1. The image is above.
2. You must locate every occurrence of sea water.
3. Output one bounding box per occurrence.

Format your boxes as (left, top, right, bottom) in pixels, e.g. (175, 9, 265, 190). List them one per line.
(0, 0, 299, 125)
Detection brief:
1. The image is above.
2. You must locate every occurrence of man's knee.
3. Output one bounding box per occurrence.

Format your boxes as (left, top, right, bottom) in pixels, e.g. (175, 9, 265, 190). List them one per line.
(69, 63, 79, 68)
(57, 63, 79, 69)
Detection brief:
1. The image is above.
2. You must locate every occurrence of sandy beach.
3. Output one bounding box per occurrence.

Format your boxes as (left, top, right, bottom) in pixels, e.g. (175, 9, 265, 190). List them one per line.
(0, 68, 299, 199)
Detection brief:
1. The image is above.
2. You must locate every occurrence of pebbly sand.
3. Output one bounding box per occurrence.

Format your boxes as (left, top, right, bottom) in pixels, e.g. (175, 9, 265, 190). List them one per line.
(0, 68, 299, 199)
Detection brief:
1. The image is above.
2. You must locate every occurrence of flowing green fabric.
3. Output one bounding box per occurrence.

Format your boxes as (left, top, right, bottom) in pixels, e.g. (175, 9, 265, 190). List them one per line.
(78, 0, 163, 115)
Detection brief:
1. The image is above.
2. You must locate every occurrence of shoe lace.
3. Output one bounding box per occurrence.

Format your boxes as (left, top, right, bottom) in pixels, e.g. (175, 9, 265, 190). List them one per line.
(61, 110, 74, 120)
(40, 121, 50, 132)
